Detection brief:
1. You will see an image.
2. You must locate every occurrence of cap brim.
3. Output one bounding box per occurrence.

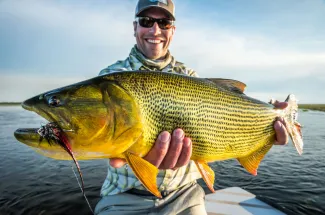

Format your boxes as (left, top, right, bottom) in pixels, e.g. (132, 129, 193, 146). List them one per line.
(136, 6, 175, 20)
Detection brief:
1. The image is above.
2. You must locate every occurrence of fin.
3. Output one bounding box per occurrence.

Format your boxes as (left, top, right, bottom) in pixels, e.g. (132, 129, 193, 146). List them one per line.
(283, 94, 304, 155)
(207, 78, 246, 93)
(112, 127, 143, 155)
(125, 152, 161, 198)
(100, 81, 145, 156)
(195, 161, 215, 193)
(237, 141, 273, 176)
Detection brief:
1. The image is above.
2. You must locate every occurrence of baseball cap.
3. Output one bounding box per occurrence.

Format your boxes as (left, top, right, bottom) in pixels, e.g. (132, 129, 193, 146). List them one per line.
(135, 0, 176, 20)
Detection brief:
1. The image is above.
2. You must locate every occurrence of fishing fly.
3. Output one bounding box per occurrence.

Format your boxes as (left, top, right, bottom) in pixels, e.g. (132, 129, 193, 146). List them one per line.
(37, 122, 94, 214)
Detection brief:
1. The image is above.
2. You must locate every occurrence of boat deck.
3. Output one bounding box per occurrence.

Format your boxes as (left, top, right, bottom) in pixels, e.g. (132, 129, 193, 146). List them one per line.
(205, 187, 285, 215)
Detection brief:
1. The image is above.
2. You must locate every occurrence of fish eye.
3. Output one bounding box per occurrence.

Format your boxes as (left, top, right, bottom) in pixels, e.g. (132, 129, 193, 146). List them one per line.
(48, 96, 60, 107)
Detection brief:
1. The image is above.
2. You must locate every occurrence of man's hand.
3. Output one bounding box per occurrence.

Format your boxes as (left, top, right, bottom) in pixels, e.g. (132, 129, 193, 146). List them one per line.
(272, 101, 289, 145)
(109, 128, 192, 169)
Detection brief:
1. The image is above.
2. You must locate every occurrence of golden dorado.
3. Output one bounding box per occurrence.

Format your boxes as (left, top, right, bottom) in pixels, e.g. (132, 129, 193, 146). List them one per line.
(14, 71, 303, 197)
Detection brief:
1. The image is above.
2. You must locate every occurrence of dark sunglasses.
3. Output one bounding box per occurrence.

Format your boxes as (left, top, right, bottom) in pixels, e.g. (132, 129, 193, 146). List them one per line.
(135, 17, 174, 30)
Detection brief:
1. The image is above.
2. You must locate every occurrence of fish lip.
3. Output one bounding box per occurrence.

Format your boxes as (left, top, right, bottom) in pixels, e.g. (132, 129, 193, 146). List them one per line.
(18, 104, 74, 143)
(21, 92, 75, 135)
(14, 122, 73, 145)
(22, 96, 39, 111)
(21, 101, 32, 111)
(14, 127, 41, 147)
(14, 128, 39, 137)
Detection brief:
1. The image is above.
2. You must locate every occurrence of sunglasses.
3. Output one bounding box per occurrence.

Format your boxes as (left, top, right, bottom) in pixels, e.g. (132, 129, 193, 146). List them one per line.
(135, 17, 174, 30)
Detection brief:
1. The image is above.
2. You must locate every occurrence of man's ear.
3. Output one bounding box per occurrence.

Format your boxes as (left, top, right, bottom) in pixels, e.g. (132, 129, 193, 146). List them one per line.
(133, 21, 137, 37)
(171, 25, 176, 36)
(172, 25, 176, 34)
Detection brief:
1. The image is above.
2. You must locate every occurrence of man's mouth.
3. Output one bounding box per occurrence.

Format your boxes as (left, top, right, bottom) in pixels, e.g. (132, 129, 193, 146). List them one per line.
(146, 39, 164, 44)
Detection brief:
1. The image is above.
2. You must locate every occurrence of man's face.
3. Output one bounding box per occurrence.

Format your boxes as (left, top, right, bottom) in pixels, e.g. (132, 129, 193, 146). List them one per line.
(133, 7, 176, 60)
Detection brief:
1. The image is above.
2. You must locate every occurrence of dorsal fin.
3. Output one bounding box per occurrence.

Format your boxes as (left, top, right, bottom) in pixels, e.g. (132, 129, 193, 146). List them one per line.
(207, 78, 246, 94)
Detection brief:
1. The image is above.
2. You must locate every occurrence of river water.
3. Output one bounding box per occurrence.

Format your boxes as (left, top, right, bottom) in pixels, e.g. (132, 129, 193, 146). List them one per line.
(0, 106, 324, 215)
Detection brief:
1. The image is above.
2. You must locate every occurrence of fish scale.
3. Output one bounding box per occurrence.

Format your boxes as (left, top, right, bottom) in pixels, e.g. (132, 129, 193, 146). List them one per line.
(104, 72, 278, 161)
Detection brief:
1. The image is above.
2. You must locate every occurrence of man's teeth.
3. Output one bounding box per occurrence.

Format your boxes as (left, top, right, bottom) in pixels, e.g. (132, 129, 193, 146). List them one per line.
(147, 39, 161, 44)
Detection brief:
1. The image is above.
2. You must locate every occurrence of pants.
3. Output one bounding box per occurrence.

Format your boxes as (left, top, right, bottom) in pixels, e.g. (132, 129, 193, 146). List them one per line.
(95, 181, 207, 215)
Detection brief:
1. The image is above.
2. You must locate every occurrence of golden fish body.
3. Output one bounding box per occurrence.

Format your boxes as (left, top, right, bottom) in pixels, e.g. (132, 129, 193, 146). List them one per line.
(14, 71, 303, 197)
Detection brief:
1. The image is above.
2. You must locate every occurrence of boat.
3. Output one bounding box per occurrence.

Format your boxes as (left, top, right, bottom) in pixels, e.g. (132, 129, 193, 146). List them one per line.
(205, 187, 285, 215)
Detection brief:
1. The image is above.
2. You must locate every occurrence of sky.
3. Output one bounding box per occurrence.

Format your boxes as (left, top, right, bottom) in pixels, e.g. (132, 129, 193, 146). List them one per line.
(0, 0, 325, 103)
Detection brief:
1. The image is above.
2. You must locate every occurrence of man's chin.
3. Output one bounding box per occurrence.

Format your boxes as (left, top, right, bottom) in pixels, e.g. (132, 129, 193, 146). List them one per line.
(146, 51, 167, 60)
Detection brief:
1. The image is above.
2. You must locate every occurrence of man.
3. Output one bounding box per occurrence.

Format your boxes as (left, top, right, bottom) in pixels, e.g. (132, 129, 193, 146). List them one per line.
(95, 0, 289, 214)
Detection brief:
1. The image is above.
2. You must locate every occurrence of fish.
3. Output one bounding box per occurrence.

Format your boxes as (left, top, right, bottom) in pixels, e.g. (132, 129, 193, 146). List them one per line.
(14, 71, 303, 198)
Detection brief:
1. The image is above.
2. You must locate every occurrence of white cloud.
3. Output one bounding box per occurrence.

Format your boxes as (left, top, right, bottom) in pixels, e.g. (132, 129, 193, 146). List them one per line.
(1, 0, 324, 103)
(0, 0, 136, 76)
(172, 24, 325, 81)
(0, 73, 85, 102)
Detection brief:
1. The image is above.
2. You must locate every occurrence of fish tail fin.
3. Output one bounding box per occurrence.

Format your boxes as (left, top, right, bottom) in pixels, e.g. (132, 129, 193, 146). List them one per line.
(283, 94, 303, 155)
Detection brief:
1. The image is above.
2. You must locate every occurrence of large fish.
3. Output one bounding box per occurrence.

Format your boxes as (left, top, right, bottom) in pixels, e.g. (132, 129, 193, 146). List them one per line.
(14, 71, 303, 198)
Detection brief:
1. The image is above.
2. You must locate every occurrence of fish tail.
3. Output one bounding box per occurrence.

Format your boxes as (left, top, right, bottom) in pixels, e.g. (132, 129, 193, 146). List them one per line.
(283, 94, 303, 155)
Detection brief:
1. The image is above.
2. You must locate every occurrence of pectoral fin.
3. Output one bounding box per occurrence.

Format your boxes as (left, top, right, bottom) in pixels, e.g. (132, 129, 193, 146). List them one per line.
(237, 141, 273, 175)
(195, 161, 215, 193)
(125, 152, 161, 198)
(112, 127, 143, 155)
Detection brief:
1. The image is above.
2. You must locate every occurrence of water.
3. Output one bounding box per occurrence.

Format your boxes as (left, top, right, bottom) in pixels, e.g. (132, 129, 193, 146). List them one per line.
(0, 106, 324, 215)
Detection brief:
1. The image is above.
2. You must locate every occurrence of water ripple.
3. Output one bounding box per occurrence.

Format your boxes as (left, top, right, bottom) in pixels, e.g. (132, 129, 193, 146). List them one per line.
(1, 107, 324, 214)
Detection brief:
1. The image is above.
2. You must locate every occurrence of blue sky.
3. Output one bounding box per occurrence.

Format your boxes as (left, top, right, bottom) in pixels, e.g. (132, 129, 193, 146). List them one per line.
(0, 0, 324, 103)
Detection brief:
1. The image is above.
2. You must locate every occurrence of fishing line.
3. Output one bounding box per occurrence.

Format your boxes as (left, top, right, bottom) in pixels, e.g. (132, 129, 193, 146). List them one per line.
(71, 165, 94, 214)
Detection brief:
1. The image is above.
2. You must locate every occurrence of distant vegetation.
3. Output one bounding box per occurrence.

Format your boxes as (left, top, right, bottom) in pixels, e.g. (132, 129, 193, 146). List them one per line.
(299, 104, 325, 112)
(0, 102, 21, 106)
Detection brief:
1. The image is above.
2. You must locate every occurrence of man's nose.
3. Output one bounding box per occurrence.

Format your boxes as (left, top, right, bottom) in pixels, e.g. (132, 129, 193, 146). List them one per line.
(149, 22, 161, 35)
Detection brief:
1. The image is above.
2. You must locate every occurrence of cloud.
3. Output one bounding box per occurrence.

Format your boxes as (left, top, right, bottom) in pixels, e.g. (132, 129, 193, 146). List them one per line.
(0, 0, 324, 103)
(172, 22, 325, 80)
(0, 73, 84, 102)
(0, 0, 136, 76)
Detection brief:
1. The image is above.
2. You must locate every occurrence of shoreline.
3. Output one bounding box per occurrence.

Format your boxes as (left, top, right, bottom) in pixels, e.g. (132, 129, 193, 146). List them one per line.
(0, 102, 21, 106)
(298, 104, 325, 112)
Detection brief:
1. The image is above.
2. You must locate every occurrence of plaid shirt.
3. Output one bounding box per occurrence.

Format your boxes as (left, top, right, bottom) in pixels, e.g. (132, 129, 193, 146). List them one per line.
(99, 46, 201, 196)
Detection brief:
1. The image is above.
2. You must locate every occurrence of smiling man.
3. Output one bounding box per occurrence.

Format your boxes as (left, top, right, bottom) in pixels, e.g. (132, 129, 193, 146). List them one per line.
(134, 9, 174, 60)
(95, 0, 289, 214)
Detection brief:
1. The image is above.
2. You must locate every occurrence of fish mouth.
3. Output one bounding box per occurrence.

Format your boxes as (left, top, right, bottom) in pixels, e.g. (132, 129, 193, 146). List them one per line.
(17, 95, 75, 150)
(14, 122, 85, 194)
(21, 94, 73, 132)
(14, 122, 74, 148)
(16, 88, 86, 194)
(14, 122, 73, 157)
(14, 128, 42, 147)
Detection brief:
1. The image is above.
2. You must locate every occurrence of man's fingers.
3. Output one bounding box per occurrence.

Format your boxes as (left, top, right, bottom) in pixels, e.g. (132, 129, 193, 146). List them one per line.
(109, 158, 127, 168)
(270, 100, 289, 145)
(272, 101, 288, 109)
(173, 137, 192, 169)
(111, 129, 192, 171)
(159, 129, 184, 169)
(143, 131, 171, 167)
(274, 119, 288, 145)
